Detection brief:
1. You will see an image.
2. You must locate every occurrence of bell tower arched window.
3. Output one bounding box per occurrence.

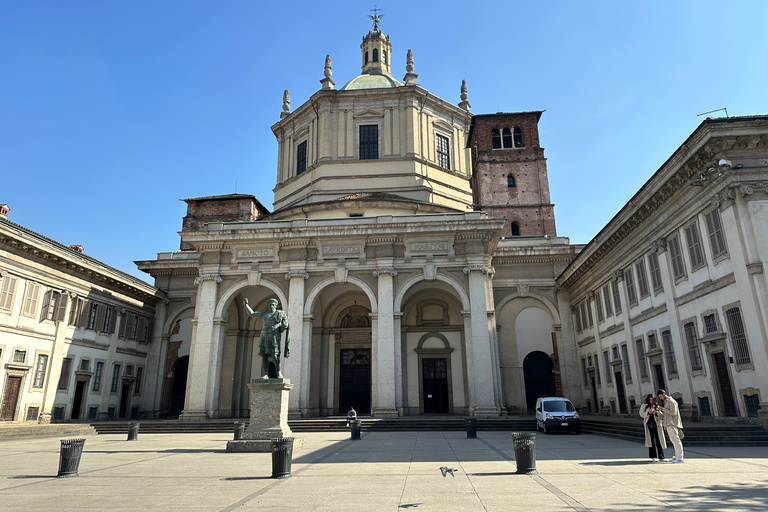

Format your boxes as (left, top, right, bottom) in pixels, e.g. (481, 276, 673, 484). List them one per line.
(373, 49, 379, 62)
(513, 127, 523, 147)
(491, 129, 501, 149)
(502, 128, 513, 148)
(365, 51, 369, 64)
(511, 222, 521, 236)
(507, 175, 516, 188)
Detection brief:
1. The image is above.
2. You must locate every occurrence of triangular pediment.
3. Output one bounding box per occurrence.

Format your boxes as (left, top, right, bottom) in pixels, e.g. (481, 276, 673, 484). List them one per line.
(352, 109, 385, 119)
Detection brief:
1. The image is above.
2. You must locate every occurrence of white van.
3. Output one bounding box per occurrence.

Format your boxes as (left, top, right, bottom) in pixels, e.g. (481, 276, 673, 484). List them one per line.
(535, 397, 581, 434)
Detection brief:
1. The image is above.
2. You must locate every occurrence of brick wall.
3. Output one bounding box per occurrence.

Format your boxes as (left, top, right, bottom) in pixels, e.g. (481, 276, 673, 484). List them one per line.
(180, 194, 269, 250)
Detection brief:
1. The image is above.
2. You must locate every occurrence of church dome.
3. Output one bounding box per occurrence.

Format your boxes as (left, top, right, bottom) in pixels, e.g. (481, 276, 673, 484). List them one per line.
(339, 73, 403, 91)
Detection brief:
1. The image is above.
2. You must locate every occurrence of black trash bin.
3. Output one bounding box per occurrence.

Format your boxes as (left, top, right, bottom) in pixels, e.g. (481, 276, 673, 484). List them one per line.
(127, 422, 140, 441)
(349, 419, 361, 440)
(512, 432, 537, 474)
(465, 417, 477, 438)
(271, 438, 294, 479)
(234, 421, 245, 440)
(57, 438, 86, 478)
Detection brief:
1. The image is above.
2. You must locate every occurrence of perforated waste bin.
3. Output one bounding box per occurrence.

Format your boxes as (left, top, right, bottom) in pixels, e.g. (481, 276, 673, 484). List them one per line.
(512, 432, 537, 474)
(465, 417, 477, 438)
(127, 422, 140, 441)
(234, 421, 245, 440)
(349, 419, 361, 440)
(271, 438, 294, 479)
(57, 438, 86, 478)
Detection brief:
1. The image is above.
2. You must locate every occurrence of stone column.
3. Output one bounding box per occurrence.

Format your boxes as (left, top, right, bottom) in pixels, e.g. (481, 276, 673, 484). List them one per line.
(464, 264, 500, 416)
(283, 271, 308, 417)
(181, 275, 222, 420)
(142, 299, 167, 418)
(373, 268, 398, 417)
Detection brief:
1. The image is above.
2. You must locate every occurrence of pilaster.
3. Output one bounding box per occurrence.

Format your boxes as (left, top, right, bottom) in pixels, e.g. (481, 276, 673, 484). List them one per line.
(372, 267, 398, 417)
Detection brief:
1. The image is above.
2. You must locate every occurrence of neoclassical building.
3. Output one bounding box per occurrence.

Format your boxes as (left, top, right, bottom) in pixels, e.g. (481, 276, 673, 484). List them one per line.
(558, 115, 768, 422)
(135, 19, 580, 420)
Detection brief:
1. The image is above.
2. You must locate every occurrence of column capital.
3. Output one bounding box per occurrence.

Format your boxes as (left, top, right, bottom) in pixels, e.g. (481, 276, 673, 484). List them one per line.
(284, 271, 309, 280)
(463, 265, 495, 276)
(194, 274, 222, 286)
(373, 268, 397, 277)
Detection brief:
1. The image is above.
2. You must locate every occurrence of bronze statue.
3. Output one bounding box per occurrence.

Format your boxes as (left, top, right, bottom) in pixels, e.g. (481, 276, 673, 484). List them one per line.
(244, 298, 290, 379)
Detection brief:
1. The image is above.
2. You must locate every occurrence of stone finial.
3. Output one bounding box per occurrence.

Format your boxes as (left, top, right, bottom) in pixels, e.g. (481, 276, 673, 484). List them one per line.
(324, 55, 332, 78)
(0, 204, 9, 219)
(458, 79, 471, 111)
(403, 49, 418, 86)
(280, 89, 291, 119)
(320, 55, 335, 90)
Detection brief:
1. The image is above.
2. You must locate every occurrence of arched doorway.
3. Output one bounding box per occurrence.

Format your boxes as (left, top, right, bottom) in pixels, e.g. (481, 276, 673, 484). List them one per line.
(524, 351, 556, 412)
(169, 356, 189, 418)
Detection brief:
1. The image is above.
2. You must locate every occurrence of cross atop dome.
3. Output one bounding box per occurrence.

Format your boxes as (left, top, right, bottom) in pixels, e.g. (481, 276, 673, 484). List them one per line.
(368, 5, 384, 30)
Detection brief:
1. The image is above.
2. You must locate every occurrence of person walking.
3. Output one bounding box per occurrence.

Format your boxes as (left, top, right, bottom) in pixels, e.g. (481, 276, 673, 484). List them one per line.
(657, 389, 684, 463)
(639, 394, 667, 462)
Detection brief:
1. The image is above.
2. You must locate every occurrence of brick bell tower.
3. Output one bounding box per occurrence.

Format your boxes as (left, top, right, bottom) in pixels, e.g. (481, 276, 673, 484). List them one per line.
(467, 111, 556, 237)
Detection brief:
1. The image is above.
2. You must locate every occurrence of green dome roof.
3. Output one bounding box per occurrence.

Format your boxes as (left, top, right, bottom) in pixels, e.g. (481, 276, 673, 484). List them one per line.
(340, 73, 403, 91)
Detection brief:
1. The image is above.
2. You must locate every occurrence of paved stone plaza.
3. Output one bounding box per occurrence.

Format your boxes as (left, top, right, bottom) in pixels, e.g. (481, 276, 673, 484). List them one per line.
(1, 431, 767, 511)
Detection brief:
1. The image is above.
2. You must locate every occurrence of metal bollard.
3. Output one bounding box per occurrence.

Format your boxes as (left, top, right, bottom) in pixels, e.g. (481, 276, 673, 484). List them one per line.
(512, 432, 537, 474)
(57, 438, 86, 478)
(271, 438, 294, 479)
(465, 417, 477, 438)
(127, 422, 140, 441)
(234, 421, 245, 440)
(349, 419, 361, 440)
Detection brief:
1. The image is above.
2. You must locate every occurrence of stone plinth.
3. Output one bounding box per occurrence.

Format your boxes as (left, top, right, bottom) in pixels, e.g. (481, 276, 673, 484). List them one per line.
(226, 378, 303, 453)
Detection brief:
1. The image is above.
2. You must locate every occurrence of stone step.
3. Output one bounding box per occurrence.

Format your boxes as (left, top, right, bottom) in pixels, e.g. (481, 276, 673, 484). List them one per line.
(0, 424, 97, 441)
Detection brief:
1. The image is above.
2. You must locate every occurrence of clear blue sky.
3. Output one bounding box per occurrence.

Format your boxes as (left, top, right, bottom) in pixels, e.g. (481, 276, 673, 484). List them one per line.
(2, 1, 766, 282)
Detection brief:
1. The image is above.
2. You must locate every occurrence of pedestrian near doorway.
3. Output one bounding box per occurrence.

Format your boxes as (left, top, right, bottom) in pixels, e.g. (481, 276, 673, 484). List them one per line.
(346, 407, 357, 427)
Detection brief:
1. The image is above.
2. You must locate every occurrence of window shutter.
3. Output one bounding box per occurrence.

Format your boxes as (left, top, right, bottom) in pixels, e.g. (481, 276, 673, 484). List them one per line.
(137, 316, 146, 341)
(0, 276, 18, 310)
(118, 311, 128, 338)
(78, 299, 91, 327)
(95, 305, 106, 332)
(40, 290, 52, 321)
(108, 307, 118, 334)
(56, 293, 68, 322)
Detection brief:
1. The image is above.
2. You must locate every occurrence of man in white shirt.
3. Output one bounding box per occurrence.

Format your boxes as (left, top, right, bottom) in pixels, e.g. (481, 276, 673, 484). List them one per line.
(657, 389, 684, 463)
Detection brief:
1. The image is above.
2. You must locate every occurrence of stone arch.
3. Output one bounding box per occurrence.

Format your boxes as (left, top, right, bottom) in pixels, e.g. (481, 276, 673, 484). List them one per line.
(495, 290, 561, 325)
(523, 350, 556, 412)
(304, 275, 377, 316)
(416, 332, 451, 350)
(394, 272, 469, 312)
(162, 304, 195, 337)
(214, 277, 287, 319)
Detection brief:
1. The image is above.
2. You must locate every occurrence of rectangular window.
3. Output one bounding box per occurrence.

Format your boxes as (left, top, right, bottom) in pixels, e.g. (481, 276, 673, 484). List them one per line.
(648, 251, 663, 292)
(111, 364, 121, 393)
(611, 279, 622, 314)
(648, 332, 657, 350)
(296, 140, 307, 175)
(684, 222, 705, 269)
(58, 357, 72, 390)
(87, 302, 99, 330)
(636, 339, 648, 379)
(603, 350, 612, 383)
(93, 361, 103, 392)
(134, 367, 143, 395)
(21, 281, 41, 317)
(636, 260, 650, 298)
(595, 289, 604, 322)
(745, 395, 761, 418)
(704, 208, 727, 258)
(612, 346, 619, 360)
(32, 354, 49, 388)
(130, 315, 139, 340)
(0, 274, 18, 311)
(699, 396, 712, 417)
(684, 322, 703, 371)
(726, 307, 751, 364)
(26, 406, 40, 422)
(704, 314, 718, 333)
(79, 359, 90, 372)
(624, 267, 637, 306)
(69, 298, 82, 326)
(359, 125, 378, 160)
(668, 235, 686, 279)
(436, 133, 450, 168)
(603, 284, 613, 317)
(102, 307, 112, 333)
(662, 330, 677, 374)
(13, 349, 26, 363)
(621, 344, 632, 382)
(41, 290, 59, 321)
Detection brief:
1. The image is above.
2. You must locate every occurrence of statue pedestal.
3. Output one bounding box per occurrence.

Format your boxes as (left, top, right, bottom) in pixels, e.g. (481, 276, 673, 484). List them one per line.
(226, 378, 303, 453)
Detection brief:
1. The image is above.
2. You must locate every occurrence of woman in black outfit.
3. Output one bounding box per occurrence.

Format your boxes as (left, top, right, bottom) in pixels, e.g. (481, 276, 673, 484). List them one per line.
(639, 393, 667, 462)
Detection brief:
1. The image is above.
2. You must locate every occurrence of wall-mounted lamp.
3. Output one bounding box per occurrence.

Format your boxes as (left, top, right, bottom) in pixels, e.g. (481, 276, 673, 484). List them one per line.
(687, 158, 743, 187)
